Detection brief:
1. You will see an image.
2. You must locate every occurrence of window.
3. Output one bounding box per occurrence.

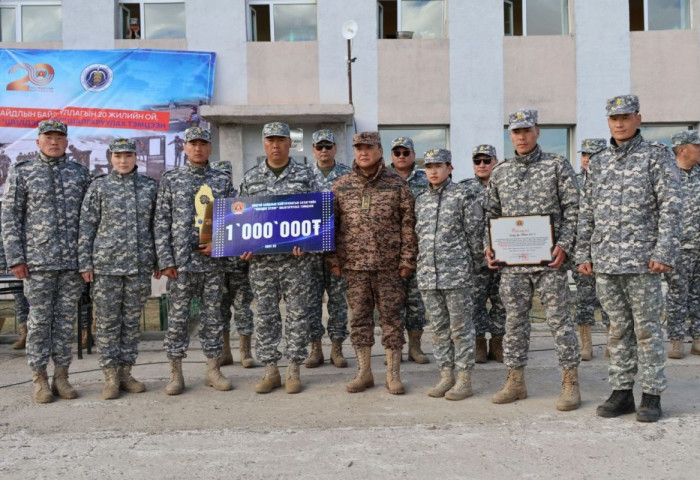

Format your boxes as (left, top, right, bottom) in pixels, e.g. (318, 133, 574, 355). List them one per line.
(503, 126, 571, 160)
(378, 0, 445, 39)
(379, 126, 449, 168)
(504, 0, 569, 36)
(119, 1, 185, 40)
(0, 1, 61, 42)
(640, 124, 695, 148)
(629, 0, 690, 31)
(248, 1, 317, 42)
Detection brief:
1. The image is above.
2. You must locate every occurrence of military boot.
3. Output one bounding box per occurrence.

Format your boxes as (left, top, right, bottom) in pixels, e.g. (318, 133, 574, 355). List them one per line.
(119, 365, 146, 393)
(52, 366, 78, 399)
(407, 330, 429, 364)
(491, 368, 527, 404)
(12, 323, 27, 350)
(475, 336, 488, 364)
(102, 367, 120, 400)
(667, 339, 684, 359)
(346, 346, 374, 393)
(637, 393, 662, 423)
(385, 349, 405, 394)
(691, 338, 700, 355)
(285, 364, 302, 394)
(305, 340, 324, 368)
(254, 364, 281, 393)
(220, 331, 234, 366)
(445, 370, 473, 401)
(32, 370, 53, 404)
(330, 341, 348, 368)
(488, 335, 504, 363)
(427, 369, 455, 398)
(239, 334, 255, 368)
(556, 368, 581, 411)
(605, 325, 611, 358)
(165, 358, 185, 395)
(204, 357, 233, 391)
(596, 389, 635, 418)
(578, 325, 593, 361)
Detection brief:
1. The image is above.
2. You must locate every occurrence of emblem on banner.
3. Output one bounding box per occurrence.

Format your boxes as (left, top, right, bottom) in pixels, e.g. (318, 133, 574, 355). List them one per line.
(80, 64, 113, 92)
(232, 201, 246, 215)
(6, 63, 55, 91)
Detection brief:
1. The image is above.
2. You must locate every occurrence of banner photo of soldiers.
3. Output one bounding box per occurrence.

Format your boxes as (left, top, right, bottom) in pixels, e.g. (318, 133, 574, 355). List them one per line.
(0, 48, 216, 196)
(212, 192, 335, 256)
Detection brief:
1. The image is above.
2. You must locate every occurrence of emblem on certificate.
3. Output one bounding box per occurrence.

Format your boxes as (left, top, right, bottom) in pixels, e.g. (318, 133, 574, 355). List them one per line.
(193, 184, 214, 250)
(488, 214, 555, 266)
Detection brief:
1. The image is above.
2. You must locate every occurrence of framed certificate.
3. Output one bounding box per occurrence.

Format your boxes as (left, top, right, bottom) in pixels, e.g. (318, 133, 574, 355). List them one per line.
(488, 214, 555, 266)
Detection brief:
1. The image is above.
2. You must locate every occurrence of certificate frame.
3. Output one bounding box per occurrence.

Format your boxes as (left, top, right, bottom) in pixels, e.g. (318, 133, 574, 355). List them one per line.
(488, 214, 555, 267)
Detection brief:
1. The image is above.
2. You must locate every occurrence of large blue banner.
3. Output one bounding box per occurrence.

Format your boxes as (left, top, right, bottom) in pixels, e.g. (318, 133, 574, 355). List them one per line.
(212, 192, 335, 256)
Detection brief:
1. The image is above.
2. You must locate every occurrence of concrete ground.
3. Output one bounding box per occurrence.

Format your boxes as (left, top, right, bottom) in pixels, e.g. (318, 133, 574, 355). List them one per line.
(1, 327, 699, 479)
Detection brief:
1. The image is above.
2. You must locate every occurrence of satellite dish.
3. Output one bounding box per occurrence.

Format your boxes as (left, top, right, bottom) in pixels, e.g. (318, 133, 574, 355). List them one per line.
(342, 20, 358, 40)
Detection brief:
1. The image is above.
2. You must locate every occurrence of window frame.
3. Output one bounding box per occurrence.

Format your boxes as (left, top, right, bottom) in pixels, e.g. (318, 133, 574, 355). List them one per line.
(639, 123, 696, 149)
(247, 0, 318, 42)
(638, 0, 691, 31)
(377, 0, 446, 39)
(0, 0, 62, 43)
(118, 0, 185, 40)
(504, 0, 570, 36)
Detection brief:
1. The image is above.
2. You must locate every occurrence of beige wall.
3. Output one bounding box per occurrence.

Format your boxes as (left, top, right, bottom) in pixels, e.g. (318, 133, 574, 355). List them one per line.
(377, 39, 450, 125)
(246, 42, 319, 105)
(114, 39, 186, 50)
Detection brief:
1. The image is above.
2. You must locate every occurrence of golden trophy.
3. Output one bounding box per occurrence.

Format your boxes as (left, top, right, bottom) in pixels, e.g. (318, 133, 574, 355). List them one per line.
(193, 184, 214, 250)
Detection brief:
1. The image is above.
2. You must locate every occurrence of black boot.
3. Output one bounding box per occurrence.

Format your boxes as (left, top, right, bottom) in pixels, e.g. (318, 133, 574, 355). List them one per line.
(636, 393, 662, 423)
(596, 389, 636, 418)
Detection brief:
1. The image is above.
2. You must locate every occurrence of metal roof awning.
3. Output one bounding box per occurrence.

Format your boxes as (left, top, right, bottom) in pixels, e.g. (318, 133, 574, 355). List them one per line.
(200, 104, 355, 125)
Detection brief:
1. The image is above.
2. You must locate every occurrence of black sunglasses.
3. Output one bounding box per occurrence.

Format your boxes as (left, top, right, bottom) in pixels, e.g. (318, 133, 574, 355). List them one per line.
(314, 144, 334, 151)
(392, 150, 412, 157)
(473, 158, 492, 165)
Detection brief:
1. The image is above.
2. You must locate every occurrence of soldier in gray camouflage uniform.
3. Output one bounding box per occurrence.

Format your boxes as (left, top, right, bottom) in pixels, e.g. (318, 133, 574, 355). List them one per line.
(484, 109, 581, 411)
(305, 129, 351, 369)
(0, 219, 29, 350)
(239, 122, 320, 394)
(461, 144, 506, 364)
(390, 136, 430, 364)
(2, 120, 91, 403)
(79, 138, 158, 400)
(664, 130, 700, 359)
(577, 95, 682, 422)
(155, 127, 234, 395)
(416, 149, 483, 400)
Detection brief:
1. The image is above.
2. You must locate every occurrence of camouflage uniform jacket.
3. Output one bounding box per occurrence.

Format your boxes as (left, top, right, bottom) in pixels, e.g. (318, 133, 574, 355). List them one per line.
(482, 145, 579, 273)
(155, 161, 234, 272)
(576, 170, 587, 191)
(575, 133, 682, 273)
(460, 177, 487, 200)
(327, 162, 418, 271)
(0, 219, 6, 271)
(393, 164, 429, 198)
(311, 160, 351, 192)
(2, 153, 90, 271)
(239, 158, 319, 197)
(78, 167, 158, 276)
(414, 178, 484, 290)
(678, 164, 700, 249)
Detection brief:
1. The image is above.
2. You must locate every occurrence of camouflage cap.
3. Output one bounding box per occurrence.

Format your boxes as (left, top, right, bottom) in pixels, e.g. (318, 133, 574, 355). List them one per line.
(352, 131, 381, 146)
(262, 122, 290, 138)
(212, 160, 233, 173)
(578, 138, 607, 154)
(423, 148, 452, 165)
(38, 119, 67, 135)
(671, 130, 700, 148)
(606, 94, 640, 116)
(508, 109, 538, 130)
(472, 144, 497, 158)
(108, 138, 136, 153)
(312, 129, 335, 145)
(185, 126, 211, 143)
(391, 136, 414, 151)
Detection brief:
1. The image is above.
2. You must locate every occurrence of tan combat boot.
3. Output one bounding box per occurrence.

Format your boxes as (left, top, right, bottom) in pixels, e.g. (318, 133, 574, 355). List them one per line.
(220, 331, 234, 366)
(52, 366, 78, 399)
(407, 330, 429, 364)
(492, 368, 527, 404)
(204, 357, 233, 391)
(579, 324, 593, 361)
(445, 370, 473, 401)
(556, 368, 581, 411)
(475, 336, 488, 364)
(102, 367, 120, 400)
(165, 358, 185, 395)
(239, 334, 255, 368)
(488, 335, 504, 363)
(119, 365, 146, 393)
(605, 325, 611, 358)
(385, 349, 405, 394)
(427, 369, 455, 398)
(32, 370, 53, 404)
(305, 340, 324, 368)
(668, 339, 684, 359)
(12, 323, 27, 350)
(254, 364, 281, 393)
(691, 338, 700, 356)
(285, 364, 302, 394)
(346, 346, 374, 393)
(330, 341, 348, 368)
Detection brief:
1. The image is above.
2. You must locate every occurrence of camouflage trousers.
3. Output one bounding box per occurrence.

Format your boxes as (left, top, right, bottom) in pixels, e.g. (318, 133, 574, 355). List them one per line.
(249, 255, 314, 365)
(165, 271, 224, 360)
(499, 269, 580, 370)
(221, 268, 254, 336)
(472, 269, 506, 336)
(345, 269, 405, 350)
(596, 273, 666, 395)
(24, 270, 83, 372)
(13, 288, 29, 325)
(400, 272, 427, 331)
(309, 255, 348, 343)
(93, 274, 150, 368)
(572, 270, 610, 326)
(422, 288, 475, 372)
(664, 248, 700, 340)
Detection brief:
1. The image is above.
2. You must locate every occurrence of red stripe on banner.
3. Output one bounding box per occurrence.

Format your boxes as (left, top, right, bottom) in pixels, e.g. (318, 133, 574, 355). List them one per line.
(0, 106, 170, 131)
